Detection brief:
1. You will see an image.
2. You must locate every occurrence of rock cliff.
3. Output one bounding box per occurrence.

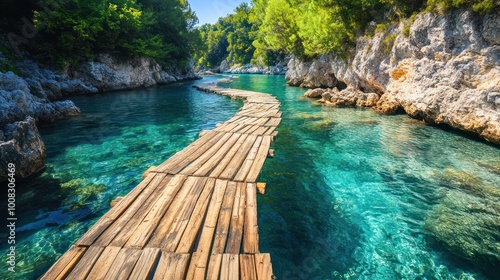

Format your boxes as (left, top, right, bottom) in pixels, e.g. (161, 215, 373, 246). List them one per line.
(219, 57, 289, 75)
(0, 52, 199, 181)
(288, 10, 500, 144)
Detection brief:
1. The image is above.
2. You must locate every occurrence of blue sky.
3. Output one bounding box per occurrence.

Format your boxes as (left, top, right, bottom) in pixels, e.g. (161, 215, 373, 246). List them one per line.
(189, 0, 251, 25)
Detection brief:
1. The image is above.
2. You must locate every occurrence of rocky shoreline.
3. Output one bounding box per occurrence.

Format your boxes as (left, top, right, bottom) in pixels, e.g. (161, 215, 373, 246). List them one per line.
(0, 53, 199, 181)
(290, 10, 499, 144)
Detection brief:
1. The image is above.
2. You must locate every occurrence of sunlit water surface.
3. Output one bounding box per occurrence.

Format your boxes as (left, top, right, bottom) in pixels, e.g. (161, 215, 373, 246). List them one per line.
(1, 75, 499, 279)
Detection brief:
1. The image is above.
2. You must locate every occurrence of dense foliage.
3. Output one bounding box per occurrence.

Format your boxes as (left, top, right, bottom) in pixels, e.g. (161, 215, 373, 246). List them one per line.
(195, 0, 497, 69)
(2, 0, 198, 68)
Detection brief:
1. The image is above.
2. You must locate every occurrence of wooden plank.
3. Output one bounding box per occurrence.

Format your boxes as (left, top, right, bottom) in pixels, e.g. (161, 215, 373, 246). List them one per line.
(147, 176, 206, 249)
(98, 175, 171, 247)
(65, 246, 104, 280)
(184, 179, 227, 279)
(255, 254, 273, 280)
(177, 179, 228, 253)
(125, 174, 186, 249)
(86, 246, 122, 279)
(219, 134, 257, 180)
(257, 182, 267, 195)
(154, 130, 218, 173)
(180, 132, 233, 175)
(253, 126, 269, 136)
(128, 248, 161, 280)
(246, 136, 272, 182)
(240, 254, 258, 280)
(225, 182, 246, 254)
(162, 177, 215, 252)
(265, 118, 281, 127)
(40, 246, 87, 280)
(233, 136, 263, 182)
(244, 125, 261, 134)
(206, 254, 223, 280)
(220, 254, 239, 280)
(153, 253, 190, 280)
(104, 248, 142, 280)
(194, 133, 242, 177)
(167, 132, 227, 174)
(212, 181, 237, 254)
(244, 183, 259, 254)
(75, 172, 159, 246)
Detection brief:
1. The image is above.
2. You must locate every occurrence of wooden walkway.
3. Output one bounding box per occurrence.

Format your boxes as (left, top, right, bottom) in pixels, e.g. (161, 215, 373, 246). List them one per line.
(41, 85, 280, 280)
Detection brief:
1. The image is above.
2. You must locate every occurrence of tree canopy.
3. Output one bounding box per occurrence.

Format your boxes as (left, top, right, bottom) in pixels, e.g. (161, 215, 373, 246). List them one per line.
(194, 0, 498, 69)
(4, 0, 199, 68)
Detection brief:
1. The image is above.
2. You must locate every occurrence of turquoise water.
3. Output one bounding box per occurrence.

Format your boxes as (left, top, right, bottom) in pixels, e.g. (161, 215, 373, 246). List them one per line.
(1, 75, 499, 279)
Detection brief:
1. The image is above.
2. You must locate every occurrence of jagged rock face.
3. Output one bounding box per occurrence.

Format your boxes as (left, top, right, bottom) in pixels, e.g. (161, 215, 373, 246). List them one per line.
(223, 62, 288, 75)
(0, 117, 46, 181)
(0, 71, 81, 127)
(286, 54, 337, 88)
(71, 54, 197, 92)
(286, 11, 500, 144)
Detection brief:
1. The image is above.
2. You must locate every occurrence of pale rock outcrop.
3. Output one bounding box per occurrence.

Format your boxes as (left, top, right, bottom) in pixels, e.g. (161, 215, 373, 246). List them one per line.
(0, 71, 81, 127)
(223, 61, 289, 75)
(286, 10, 500, 144)
(286, 54, 337, 88)
(307, 87, 379, 108)
(0, 117, 46, 180)
(71, 54, 198, 92)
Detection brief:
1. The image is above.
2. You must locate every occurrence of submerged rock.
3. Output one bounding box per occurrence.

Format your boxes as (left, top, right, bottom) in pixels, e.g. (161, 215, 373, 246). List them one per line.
(305, 86, 380, 108)
(0, 117, 46, 180)
(425, 168, 500, 266)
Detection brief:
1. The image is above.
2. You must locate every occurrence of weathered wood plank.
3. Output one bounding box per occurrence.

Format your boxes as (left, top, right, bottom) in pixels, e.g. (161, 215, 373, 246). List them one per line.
(212, 181, 237, 254)
(128, 247, 161, 280)
(193, 133, 242, 177)
(185, 179, 227, 279)
(103, 248, 142, 280)
(39, 246, 87, 280)
(180, 132, 234, 176)
(244, 183, 259, 254)
(225, 182, 246, 254)
(161, 178, 214, 252)
(75, 172, 159, 246)
(255, 253, 274, 280)
(146, 176, 206, 248)
(219, 134, 257, 180)
(154, 130, 218, 173)
(125, 174, 186, 249)
(233, 136, 263, 182)
(86, 246, 122, 279)
(240, 254, 258, 280)
(246, 136, 272, 182)
(220, 254, 239, 280)
(153, 253, 190, 280)
(100, 175, 171, 247)
(176, 179, 227, 253)
(206, 254, 223, 280)
(65, 246, 104, 280)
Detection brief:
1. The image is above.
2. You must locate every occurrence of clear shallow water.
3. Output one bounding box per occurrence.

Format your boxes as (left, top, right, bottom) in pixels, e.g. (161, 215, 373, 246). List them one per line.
(222, 75, 500, 279)
(1, 75, 499, 279)
(0, 78, 242, 279)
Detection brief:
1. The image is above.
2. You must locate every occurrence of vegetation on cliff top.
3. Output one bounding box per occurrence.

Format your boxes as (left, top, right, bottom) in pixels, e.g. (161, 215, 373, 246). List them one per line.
(0, 0, 199, 68)
(195, 0, 498, 69)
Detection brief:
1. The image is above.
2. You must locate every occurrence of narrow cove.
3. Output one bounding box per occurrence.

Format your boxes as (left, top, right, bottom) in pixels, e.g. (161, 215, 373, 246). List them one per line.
(0, 75, 499, 279)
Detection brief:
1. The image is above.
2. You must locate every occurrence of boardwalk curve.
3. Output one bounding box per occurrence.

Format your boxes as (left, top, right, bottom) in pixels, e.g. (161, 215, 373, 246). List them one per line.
(41, 84, 280, 280)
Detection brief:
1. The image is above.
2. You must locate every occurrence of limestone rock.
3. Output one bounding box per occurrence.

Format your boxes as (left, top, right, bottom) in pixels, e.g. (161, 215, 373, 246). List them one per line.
(0, 71, 81, 127)
(0, 117, 46, 181)
(285, 10, 500, 144)
(219, 60, 230, 72)
(286, 54, 337, 88)
(304, 88, 326, 98)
